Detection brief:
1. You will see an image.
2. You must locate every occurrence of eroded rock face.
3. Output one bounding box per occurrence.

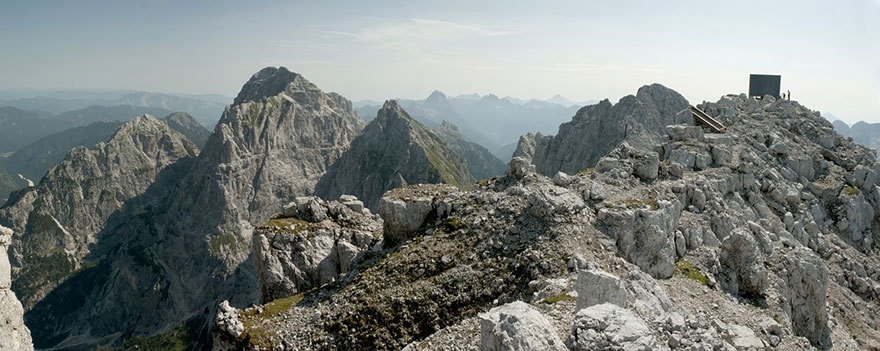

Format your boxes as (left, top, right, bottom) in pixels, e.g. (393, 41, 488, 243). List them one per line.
(0, 225, 33, 351)
(253, 196, 382, 303)
(719, 228, 766, 296)
(316, 100, 474, 210)
(478, 301, 566, 351)
(515, 83, 688, 176)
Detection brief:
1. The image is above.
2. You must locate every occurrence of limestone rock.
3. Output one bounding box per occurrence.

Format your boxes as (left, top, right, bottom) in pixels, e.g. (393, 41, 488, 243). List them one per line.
(0, 225, 33, 351)
(378, 184, 461, 246)
(567, 303, 655, 351)
(316, 100, 474, 210)
(162, 111, 211, 148)
(780, 248, 831, 348)
(719, 228, 766, 296)
(666, 125, 704, 142)
(596, 198, 681, 279)
(573, 268, 628, 309)
(253, 196, 382, 303)
(479, 301, 566, 351)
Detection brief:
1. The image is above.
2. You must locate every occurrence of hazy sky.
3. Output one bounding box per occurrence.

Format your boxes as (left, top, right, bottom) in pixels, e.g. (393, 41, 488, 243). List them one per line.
(1, 0, 878, 122)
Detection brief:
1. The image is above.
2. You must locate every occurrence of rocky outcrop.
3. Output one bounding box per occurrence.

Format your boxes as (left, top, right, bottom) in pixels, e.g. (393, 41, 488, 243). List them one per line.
(479, 301, 565, 351)
(515, 83, 688, 176)
(378, 184, 462, 246)
(434, 120, 507, 180)
(0, 115, 198, 309)
(0, 225, 32, 351)
(253, 196, 382, 303)
(316, 100, 474, 210)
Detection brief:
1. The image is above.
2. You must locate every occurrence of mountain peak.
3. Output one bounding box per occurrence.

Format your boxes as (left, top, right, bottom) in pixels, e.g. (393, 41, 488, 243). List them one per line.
(426, 90, 448, 105)
(233, 66, 304, 105)
(316, 102, 474, 209)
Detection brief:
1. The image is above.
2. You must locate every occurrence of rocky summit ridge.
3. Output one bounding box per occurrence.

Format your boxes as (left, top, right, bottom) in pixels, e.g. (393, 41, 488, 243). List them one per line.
(515, 83, 689, 177)
(315, 100, 474, 210)
(215, 92, 880, 350)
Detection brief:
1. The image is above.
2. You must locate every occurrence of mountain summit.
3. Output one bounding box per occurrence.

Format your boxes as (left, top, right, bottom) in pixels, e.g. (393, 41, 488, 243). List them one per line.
(316, 100, 474, 210)
(516, 83, 689, 176)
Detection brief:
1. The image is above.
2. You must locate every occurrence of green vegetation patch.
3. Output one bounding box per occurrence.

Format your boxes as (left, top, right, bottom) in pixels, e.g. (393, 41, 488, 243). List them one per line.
(423, 142, 474, 191)
(621, 195, 659, 210)
(577, 168, 595, 176)
(675, 258, 708, 286)
(842, 185, 860, 197)
(123, 320, 193, 351)
(543, 293, 576, 304)
(239, 292, 307, 349)
(441, 217, 468, 232)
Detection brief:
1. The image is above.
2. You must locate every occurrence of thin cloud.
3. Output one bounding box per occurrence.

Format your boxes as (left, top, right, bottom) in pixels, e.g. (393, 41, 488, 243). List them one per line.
(321, 18, 514, 43)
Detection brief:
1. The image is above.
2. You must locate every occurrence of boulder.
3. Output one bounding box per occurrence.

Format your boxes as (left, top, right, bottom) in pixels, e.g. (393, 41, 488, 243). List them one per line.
(573, 268, 628, 309)
(567, 303, 655, 351)
(719, 228, 766, 296)
(781, 248, 831, 348)
(479, 301, 566, 351)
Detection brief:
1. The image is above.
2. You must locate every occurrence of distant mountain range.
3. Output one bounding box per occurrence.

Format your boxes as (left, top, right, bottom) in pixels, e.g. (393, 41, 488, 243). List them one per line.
(830, 119, 880, 152)
(355, 91, 594, 159)
(0, 90, 231, 128)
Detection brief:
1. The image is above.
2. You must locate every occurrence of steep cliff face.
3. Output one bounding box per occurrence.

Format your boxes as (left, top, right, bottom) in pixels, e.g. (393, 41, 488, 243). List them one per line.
(433, 120, 506, 180)
(0, 225, 33, 351)
(17, 67, 365, 349)
(515, 83, 688, 176)
(315, 100, 474, 210)
(218, 93, 880, 350)
(0, 115, 198, 310)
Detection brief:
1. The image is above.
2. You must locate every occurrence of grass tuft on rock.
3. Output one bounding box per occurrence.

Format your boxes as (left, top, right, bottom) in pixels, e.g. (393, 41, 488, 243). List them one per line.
(675, 258, 708, 286)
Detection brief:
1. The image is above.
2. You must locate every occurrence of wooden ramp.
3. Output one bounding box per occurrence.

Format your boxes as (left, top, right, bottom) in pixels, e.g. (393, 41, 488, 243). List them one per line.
(688, 105, 726, 133)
